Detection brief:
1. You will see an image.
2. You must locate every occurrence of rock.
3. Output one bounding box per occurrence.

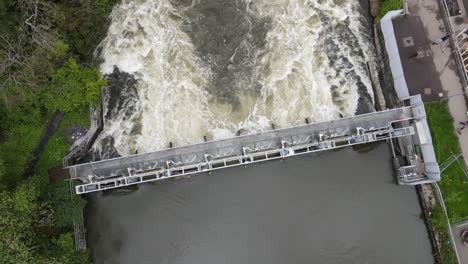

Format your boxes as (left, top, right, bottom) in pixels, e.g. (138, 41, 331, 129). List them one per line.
(370, 0, 380, 18)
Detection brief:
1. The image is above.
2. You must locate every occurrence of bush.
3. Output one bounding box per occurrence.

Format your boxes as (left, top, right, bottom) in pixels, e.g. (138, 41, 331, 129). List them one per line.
(42, 58, 106, 112)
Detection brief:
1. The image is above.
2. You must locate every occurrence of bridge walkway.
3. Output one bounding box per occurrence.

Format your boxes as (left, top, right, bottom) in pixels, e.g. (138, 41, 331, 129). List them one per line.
(67, 99, 439, 194)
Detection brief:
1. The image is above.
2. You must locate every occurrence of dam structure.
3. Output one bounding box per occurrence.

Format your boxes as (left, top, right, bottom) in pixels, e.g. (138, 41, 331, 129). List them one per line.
(67, 95, 440, 194)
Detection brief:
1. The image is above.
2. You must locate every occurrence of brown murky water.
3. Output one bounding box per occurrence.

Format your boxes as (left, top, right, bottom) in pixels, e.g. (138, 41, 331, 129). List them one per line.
(85, 143, 434, 264)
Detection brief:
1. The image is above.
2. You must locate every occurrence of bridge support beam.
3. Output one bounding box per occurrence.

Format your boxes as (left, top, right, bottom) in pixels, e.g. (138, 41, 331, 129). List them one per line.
(68, 96, 440, 194)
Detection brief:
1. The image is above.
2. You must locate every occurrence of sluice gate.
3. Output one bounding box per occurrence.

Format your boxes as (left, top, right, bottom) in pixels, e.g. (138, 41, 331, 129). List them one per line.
(67, 97, 440, 194)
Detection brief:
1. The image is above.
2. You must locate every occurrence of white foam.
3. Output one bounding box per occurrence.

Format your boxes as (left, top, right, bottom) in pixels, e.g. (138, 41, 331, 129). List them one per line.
(96, 0, 376, 155)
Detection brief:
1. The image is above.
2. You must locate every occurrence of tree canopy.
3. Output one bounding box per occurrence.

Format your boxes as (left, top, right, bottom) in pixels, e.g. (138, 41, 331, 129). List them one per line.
(42, 58, 106, 112)
(0, 0, 115, 262)
(0, 178, 43, 263)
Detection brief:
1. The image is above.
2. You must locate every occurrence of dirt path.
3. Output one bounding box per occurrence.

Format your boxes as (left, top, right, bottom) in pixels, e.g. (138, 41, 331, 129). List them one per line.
(23, 110, 64, 178)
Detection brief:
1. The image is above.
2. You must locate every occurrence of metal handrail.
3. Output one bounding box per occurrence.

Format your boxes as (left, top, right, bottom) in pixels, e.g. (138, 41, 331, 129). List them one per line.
(63, 104, 102, 167)
(440, 0, 468, 87)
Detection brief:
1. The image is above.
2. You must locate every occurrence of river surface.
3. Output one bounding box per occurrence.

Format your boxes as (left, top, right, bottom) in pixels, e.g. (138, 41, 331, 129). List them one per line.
(94, 0, 376, 157)
(85, 144, 434, 263)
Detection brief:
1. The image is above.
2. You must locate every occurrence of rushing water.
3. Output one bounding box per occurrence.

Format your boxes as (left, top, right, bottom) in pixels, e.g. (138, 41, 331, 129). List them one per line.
(85, 144, 434, 263)
(94, 0, 376, 157)
(84, 2, 433, 262)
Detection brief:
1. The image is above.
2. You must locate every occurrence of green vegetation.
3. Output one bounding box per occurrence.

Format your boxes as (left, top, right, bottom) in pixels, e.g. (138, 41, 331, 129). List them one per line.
(426, 102, 468, 264)
(375, 0, 404, 22)
(0, 0, 117, 263)
(43, 58, 106, 112)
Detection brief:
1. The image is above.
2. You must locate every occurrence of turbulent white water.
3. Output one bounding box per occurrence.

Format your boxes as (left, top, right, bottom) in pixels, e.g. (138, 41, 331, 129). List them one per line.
(96, 0, 375, 156)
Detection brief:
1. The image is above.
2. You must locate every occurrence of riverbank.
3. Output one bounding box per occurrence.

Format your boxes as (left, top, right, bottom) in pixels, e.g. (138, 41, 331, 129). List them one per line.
(372, 0, 468, 262)
(0, 105, 91, 262)
(426, 102, 467, 264)
(86, 144, 435, 263)
(406, 0, 468, 262)
(0, 0, 117, 261)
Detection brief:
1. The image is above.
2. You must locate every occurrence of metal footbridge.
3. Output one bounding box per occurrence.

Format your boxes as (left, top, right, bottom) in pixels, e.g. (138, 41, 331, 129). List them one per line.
(67, 98, 440, 194)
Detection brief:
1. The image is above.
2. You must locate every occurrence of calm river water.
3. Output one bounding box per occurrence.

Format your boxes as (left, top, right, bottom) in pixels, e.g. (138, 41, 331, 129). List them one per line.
(85, 143, 434, 264)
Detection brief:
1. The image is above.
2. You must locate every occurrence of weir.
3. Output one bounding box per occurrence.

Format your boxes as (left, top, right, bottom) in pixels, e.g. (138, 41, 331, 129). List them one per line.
(67, 95, 440, 194)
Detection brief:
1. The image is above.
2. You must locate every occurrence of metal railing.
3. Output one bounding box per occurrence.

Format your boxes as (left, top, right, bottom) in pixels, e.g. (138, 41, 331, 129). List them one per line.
(75, 126, 416, 194)
(69, 180, 86, 251)
(457, 30, 468, 73)
(440, 0, 468, 87)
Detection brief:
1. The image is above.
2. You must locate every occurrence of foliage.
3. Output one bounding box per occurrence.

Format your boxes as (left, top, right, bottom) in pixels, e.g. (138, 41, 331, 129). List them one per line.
(50, 181, 87, 228)
(42, 58, 106, 112)
(0, 0, 116, 262)
(97, 0, 119, 16)
(54, 233, 76, 258)
(426, 102, 468, 263)
(431, 204, 458, 264)
(0, 176, 88, 264)
(0, 103, 46, 189)
(0, 159, 4, 184)
(0, 177, 44, 263)
(0, 0, 19, 38)
(57, 0, 114, 62)
(375, 0, 403, 22)
(0, 103, 91, 262)
(426, 102, 468, 220)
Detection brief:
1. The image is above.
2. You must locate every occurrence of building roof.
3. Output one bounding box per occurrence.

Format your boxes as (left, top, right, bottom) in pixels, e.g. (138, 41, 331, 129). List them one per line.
(381, 11, 444, 102)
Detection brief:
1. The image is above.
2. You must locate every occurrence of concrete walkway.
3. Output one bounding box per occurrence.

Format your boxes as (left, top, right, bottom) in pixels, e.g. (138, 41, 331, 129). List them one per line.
(408, 0, 468, 263)
(408, 0, 468, 166)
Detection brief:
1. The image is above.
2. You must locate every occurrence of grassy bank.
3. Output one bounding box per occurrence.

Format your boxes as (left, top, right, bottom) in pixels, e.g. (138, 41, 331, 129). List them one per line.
(0, 105, 91, 263)
(375, 0, 404, 21)
(426, 102, 468, 264)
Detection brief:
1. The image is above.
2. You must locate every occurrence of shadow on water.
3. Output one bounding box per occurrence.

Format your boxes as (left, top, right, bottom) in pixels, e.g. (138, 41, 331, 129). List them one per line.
(352, 141, 385, 153)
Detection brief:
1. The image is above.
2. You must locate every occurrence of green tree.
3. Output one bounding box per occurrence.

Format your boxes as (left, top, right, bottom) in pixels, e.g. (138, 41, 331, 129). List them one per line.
(0, 178, 40, 263)
(42, 58, 106, 112)
(97, 0, 119, 17)
(58, 0, 114, 62)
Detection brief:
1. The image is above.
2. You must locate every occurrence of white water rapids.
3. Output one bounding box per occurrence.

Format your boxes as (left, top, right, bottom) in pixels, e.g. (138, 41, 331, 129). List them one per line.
(95, 0, 375, 156)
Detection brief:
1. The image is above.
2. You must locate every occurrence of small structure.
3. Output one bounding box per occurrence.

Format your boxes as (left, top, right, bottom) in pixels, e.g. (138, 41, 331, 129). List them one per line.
(380, 10, 444, 102)
(375, 10, 442, 184)
(394, 95, 441, 184)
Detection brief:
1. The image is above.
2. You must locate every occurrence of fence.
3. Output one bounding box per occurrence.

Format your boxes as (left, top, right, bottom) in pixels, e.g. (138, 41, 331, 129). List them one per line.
(440, 0, 468, 88)
(63, 104, 103, 167)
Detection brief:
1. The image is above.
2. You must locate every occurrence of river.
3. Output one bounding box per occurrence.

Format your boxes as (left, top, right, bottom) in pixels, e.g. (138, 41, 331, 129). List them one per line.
(84, 0, 434, 262)
(85, 143, 434, 263)
(93, 0, 376, 158)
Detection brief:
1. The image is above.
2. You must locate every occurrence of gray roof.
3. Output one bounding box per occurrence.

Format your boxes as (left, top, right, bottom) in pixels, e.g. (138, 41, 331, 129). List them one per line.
(380, 11, 444, 102)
